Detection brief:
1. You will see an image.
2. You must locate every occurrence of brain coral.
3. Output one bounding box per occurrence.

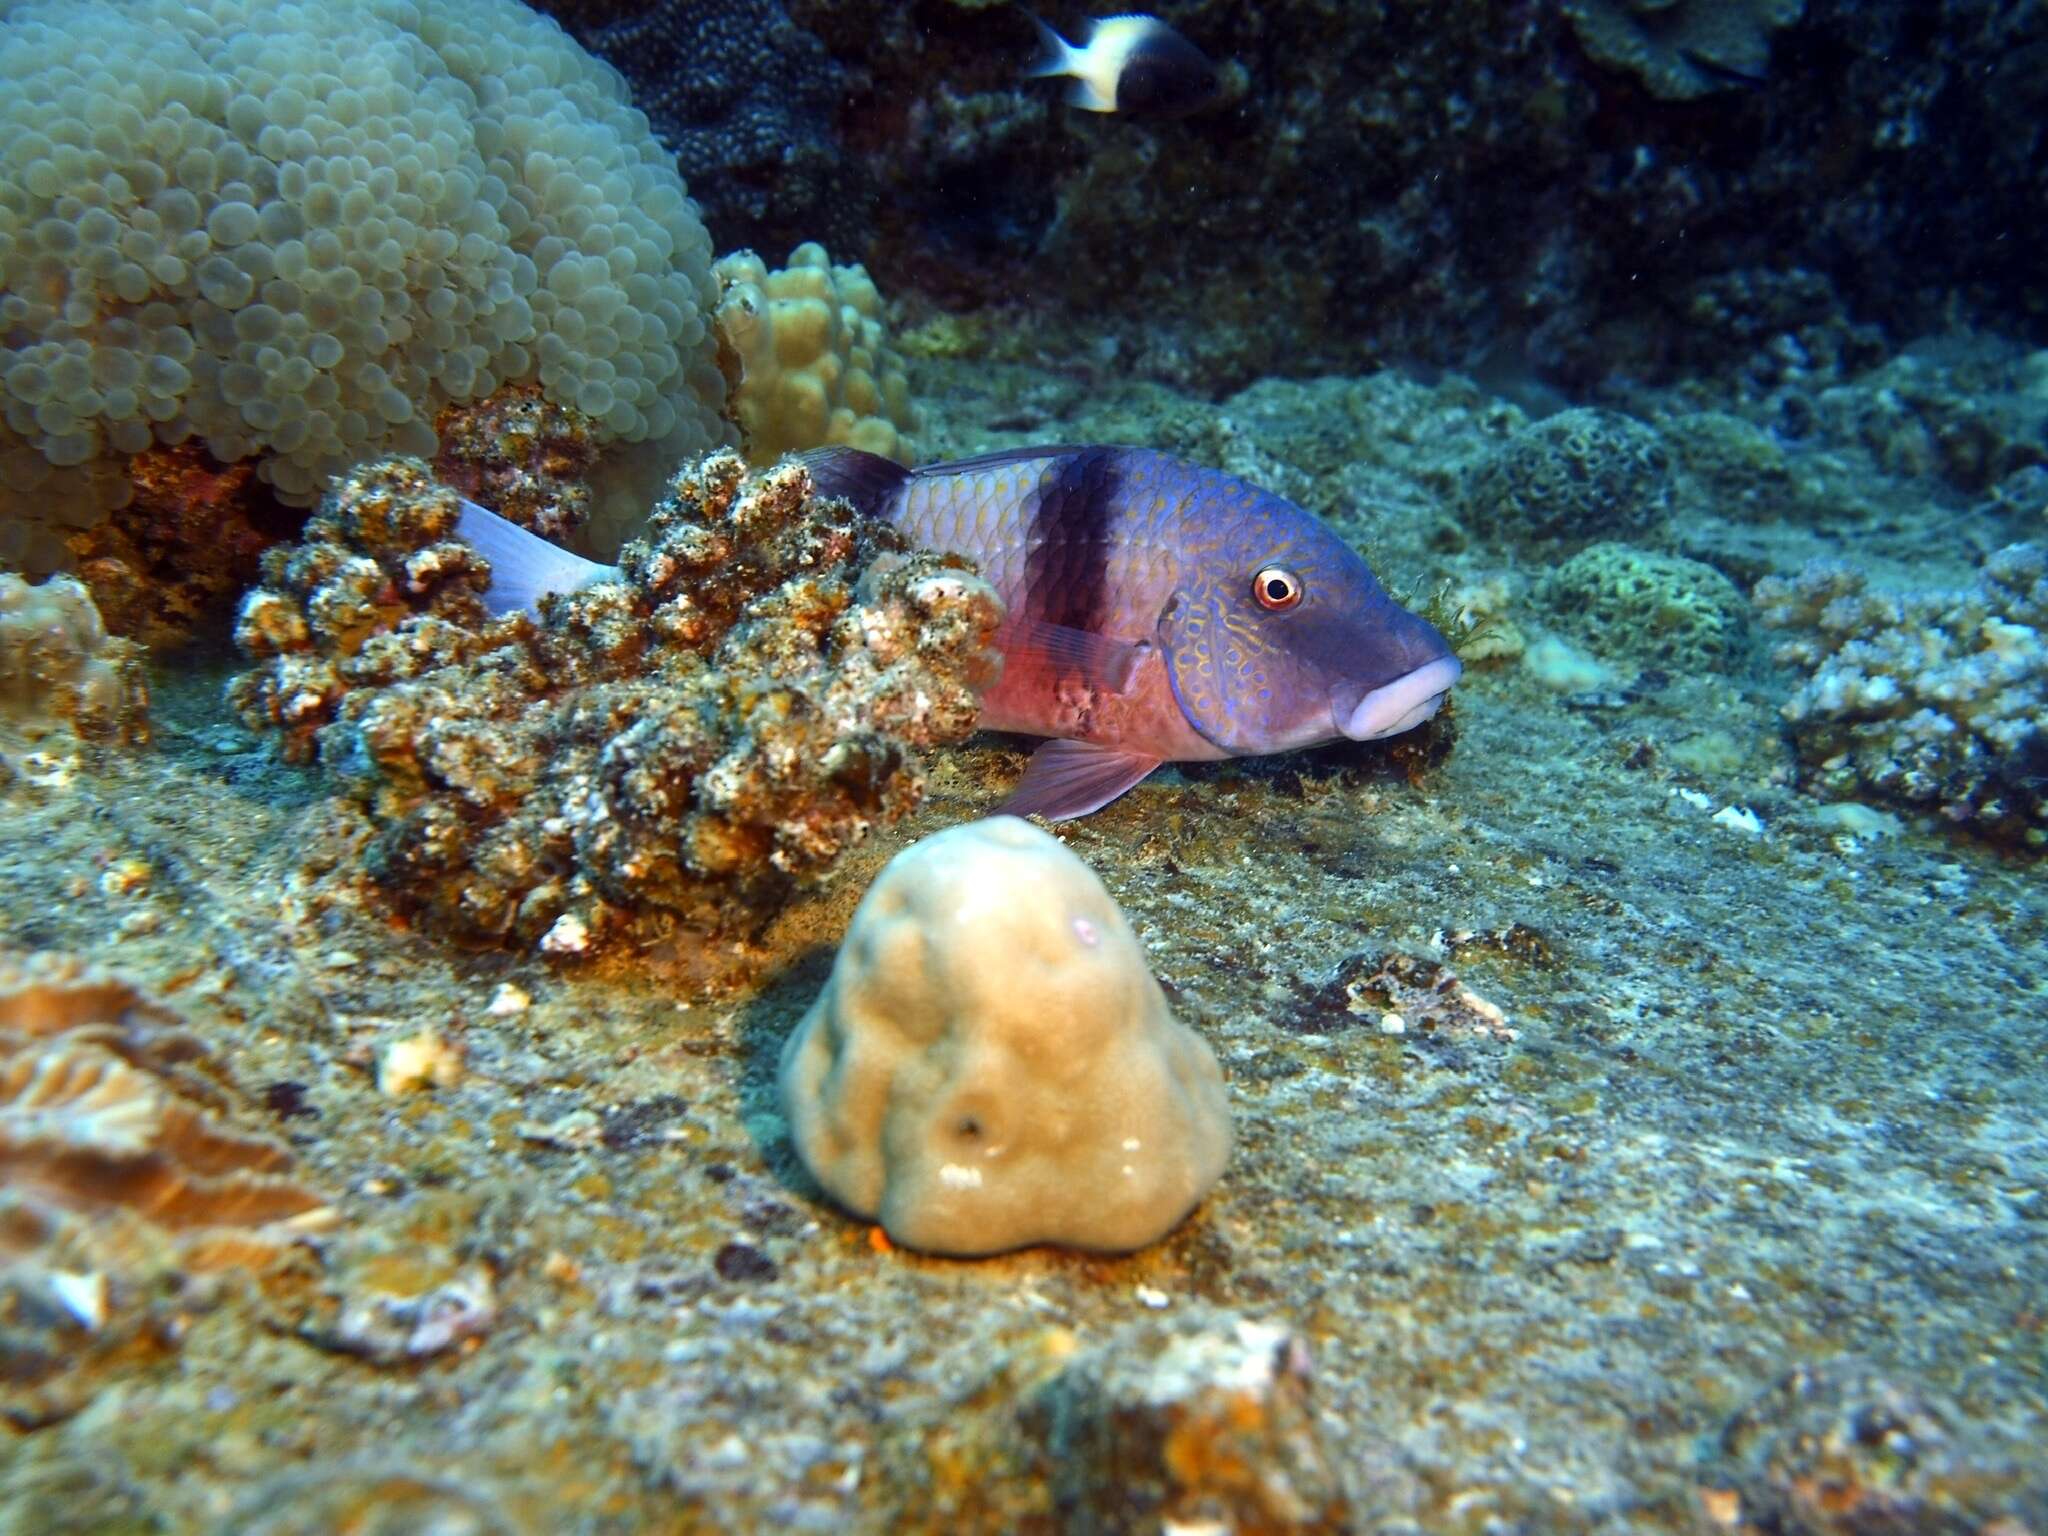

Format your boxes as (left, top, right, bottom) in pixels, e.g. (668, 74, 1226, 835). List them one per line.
(1459, 407, 1674, 552)
(1564, 0, 1805, 100)
(1538, 541, 1749, 672)
(1755, 543, 2048, 847)
(228, 453, 1002, 952)
(714, 243, 920, 468)
(0, 0, 729, 571)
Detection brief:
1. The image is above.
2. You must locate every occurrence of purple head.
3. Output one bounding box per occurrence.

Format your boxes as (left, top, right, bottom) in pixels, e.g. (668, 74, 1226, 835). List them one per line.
(1158, 481, 1461, 758)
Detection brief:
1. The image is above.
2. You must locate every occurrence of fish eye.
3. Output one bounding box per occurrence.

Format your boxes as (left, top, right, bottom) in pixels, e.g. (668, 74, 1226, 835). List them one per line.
(1252, 566, 1303, 611)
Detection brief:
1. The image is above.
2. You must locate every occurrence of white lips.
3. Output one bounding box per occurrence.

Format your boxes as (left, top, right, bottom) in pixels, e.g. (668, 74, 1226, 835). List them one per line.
(1339, 655, 1462, 741)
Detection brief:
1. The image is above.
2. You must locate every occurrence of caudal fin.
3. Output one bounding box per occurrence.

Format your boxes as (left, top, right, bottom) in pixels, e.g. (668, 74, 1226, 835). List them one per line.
(1024, 12, 1077, 78)
(453, 498, 620, 618)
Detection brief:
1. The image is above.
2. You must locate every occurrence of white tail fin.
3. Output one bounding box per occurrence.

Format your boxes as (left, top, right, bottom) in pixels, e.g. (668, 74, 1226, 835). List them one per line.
(1025, 13, 1079, 78)
(454, 498, 621, 617)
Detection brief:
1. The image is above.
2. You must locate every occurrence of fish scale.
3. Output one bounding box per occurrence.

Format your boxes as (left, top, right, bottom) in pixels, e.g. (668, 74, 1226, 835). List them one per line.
(799, 444, 1459, 819)
(889, 451, 1188, 643)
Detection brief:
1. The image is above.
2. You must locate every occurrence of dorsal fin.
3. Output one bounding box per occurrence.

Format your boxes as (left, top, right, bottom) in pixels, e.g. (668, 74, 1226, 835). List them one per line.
(791, 447, 914, 517)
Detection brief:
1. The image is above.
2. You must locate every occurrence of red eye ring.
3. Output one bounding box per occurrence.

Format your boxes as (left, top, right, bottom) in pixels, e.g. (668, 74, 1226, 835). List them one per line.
(1252, 566, 1303, 610)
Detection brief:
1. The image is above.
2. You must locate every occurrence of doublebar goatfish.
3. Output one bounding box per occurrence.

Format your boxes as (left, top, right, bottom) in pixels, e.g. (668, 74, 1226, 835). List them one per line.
(458, 445, 1461, 823)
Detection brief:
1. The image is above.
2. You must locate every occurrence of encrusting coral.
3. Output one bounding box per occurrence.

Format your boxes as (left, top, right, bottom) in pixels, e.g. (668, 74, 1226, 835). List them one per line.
(0, 572, 150, 747)
(228, 452, 1002, 953)
(779, 816, 1231, 1256)
(1755, 543, 2048, 847)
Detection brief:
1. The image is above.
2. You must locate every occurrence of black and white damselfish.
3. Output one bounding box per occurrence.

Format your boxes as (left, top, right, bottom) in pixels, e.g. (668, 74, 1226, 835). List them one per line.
(1025, 12, 1221, 117)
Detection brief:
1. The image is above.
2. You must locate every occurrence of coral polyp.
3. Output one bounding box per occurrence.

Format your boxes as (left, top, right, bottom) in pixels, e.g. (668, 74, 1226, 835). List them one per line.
(229, 452, 1002, 953)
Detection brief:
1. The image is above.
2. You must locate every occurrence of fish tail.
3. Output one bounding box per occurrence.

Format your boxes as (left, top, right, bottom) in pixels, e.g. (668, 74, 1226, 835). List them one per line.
(455, 498, 620, 618)
(793, 446, 914, 519)
(1023, 11, 1078, 78)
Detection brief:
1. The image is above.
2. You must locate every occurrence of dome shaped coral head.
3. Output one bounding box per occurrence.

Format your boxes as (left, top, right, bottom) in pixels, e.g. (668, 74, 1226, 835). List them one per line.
(778, 815, 1231, 1257)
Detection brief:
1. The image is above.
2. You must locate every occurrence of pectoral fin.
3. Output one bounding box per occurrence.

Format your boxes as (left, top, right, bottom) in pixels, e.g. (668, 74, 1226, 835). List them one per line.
(999, 740, 1163, 822)
(998, 615, 1146, 694)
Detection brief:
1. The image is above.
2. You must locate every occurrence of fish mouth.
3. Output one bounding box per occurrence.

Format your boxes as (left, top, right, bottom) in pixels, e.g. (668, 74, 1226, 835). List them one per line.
(1334, 655, 1462, 741)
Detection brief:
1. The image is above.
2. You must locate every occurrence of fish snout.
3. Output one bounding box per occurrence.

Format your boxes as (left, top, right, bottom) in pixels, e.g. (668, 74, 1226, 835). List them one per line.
(1331, 654, 1462, 742)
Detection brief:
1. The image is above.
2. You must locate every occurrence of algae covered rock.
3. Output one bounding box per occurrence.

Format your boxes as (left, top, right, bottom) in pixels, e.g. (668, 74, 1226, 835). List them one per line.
(1564, 0, 1804, 100)
(228, 452, 1003, 952)
(779, 815, 1230, 1256)
(0, 574, 149, 748)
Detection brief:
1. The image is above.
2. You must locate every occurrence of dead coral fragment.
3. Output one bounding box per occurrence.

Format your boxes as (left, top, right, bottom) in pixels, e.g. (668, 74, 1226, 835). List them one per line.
(0, 951, 336, 1427)
(1714, 1359, 2042, 1535)
(1565, 0, 1804, 100)
(0, 573, 149, 747)
(1283, 950, 1517, 1043)
(230, 452, 1003, 952)
(0, 951, 335, 1256)
(1021, 1312, 1352, 1535)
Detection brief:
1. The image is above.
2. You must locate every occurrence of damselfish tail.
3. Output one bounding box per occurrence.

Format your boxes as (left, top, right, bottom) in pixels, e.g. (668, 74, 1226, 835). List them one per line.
(1024, 12, 1078, 78)
(455, 498, 621, 618)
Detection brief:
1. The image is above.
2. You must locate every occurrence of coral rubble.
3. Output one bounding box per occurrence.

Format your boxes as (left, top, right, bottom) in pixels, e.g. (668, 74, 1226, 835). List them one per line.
(1756, 544, 2048, 847)
(1712, 1359, 2045, 1535)
(1021, 1312, 1350, 1534)
(229, 452, 1002, 953)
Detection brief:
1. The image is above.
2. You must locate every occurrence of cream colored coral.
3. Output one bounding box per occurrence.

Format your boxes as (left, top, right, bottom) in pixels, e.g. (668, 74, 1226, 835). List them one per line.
(714, 243, 919, 468)
(778, 816, 1230, 1256)
(0, 573, 149, 745)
